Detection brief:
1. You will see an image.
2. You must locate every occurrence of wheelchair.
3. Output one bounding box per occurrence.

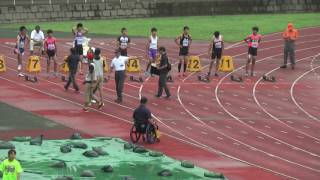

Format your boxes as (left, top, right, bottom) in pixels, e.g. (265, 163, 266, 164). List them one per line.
(130, 121, 159, 144)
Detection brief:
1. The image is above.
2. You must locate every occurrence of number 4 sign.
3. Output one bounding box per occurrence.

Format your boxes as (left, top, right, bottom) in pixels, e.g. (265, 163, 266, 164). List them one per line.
(0, 55, 6, 72)
(127, 56, 141, 72)
(26, 56, 41, 72)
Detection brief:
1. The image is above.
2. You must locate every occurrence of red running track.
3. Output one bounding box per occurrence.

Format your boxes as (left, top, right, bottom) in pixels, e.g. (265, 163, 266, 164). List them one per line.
(1, 26, 320, 180)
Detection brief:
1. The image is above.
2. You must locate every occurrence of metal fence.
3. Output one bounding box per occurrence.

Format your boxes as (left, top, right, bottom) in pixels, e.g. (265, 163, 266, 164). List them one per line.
(0, 0, 128, 6)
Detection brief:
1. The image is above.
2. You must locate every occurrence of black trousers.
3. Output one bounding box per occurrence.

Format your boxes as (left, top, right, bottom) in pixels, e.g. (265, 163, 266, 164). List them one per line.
(115, 70, 125, 100)
(157, 72, 170, 96)
(65, 69, 79, 91)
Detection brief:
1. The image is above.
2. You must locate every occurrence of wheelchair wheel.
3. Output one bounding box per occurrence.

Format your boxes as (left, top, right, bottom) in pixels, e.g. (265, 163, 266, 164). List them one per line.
(130, 125, 141, 143)
(146, 124, 157, 144)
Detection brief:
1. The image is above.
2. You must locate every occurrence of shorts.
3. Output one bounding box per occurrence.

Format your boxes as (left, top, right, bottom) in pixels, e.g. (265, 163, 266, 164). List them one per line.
(248, 47, 258, 56)
(47, 50, 56, 58)
(75, 45, 83, 55)
(179, 47, 189, 56)
(120, 48, 128, 56)
(149, 48, 157, 60)
(212, 48, 222, 60)
(14, 47, 24, 55)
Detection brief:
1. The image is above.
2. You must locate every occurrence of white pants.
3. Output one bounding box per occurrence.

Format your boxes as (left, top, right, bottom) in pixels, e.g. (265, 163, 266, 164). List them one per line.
(30, 40, 44, 51)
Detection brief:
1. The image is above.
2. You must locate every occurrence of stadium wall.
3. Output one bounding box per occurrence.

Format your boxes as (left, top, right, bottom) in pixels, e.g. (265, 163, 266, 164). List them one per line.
(0, 0, 319, 23)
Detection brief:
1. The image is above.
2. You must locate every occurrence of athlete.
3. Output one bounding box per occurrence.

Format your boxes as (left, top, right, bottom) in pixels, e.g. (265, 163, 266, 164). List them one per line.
(244, 26, 262, 77)
(208, 31, 224, 77)
(72, 23, 88, 75)
(14, 26, 30, 77)
(117, 27, 131, 56)
(175, 26, 192, 77)
(44, 29, 58, 77)
(145, 27, 158, 75)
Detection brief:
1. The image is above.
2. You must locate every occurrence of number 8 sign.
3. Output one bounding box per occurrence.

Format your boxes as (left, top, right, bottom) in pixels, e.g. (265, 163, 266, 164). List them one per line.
(26, 56, 41, 72)
(0, 55, 6, 72)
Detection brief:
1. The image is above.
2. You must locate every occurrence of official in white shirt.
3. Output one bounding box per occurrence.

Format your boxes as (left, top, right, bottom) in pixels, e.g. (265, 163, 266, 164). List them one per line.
(110, 49, 129, 103)
(30, 25, 45, 55)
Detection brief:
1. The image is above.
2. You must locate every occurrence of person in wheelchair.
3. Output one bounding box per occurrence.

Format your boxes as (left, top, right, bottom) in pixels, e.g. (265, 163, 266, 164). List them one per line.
(133, 96, 154, 133)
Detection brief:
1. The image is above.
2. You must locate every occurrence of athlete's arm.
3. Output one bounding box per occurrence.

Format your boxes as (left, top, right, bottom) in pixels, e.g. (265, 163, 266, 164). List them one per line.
(54, 40, 58, 55)
(82, 27, 89, 35)
(188, 35, 192, 47)
(146, 39, 151, 56)
(72, 26, 77, 35)
(16, 35, 20, 48)
(221, 38, 225, 55)
(175, 35, 182, 48)
(208, 38, 214, 56)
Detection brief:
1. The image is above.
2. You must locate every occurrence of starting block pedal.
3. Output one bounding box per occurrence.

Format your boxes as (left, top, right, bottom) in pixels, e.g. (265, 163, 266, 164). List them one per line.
(198, 74, 210, 83)
(262, 74, 276, 82)
(230, 75, 243, 82)
(25, 75, 38, 83)
(167, 75, 173, 82)
(130, 75, 143, 83)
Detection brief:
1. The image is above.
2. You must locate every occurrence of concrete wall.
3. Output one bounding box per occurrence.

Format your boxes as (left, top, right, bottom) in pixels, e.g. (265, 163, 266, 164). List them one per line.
(0, 0, 319, 23)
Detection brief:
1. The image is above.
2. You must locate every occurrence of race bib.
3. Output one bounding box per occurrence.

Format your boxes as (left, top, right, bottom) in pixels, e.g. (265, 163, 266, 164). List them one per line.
(19, 41, 25, 48)
(48, 43, 55, 50)
(75, 37, 83, 45)
(215, 41, 222, 48)
(120, 43, 127, 49)
(251, 41, 258, 48)
(182, 39, 189, 47)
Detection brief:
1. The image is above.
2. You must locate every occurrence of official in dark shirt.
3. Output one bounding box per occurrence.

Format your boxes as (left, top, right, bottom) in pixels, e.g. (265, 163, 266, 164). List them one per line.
(155, 47, 171, 98)
(133, 97, 153, 132)
(64, 48, 80, 91)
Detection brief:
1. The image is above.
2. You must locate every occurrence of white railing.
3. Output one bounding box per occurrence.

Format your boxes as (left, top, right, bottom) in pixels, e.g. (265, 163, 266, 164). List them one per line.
(5, 0, 117, 6)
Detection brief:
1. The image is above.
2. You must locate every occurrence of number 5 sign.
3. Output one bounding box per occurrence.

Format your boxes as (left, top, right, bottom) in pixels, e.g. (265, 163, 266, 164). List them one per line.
(26, 56, 41, 72)
(187, 56, 202, 72)
(0, 55, 6, 72)
(127, 56, 141, 72)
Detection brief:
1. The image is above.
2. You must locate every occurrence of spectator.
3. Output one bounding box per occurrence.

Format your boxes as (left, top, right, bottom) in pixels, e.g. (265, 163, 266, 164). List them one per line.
(0, 149, 23, 180)
(30, 25, 45, 55)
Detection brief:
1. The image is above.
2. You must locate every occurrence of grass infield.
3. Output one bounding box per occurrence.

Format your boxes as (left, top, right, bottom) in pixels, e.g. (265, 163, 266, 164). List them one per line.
(0, 13, 319, 41)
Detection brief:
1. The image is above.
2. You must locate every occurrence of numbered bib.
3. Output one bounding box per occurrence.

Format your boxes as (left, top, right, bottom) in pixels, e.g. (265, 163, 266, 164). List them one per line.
(127, 56, 141, 72)
(0, 55, 6, 72)
(26, 56, 41, 72)
(251, 41, 258, 48)
(182, 39, 189, 47)
(219, 56, 234, 72)
(215, 41, 222, 48)
(187, 56, 202, 72)
(48, 43, 55, 50)
(102, 56, 109, 72)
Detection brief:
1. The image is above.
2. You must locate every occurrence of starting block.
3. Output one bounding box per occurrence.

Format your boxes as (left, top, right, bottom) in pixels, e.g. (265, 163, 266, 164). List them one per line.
(197, 73, 210, 83)
(262, 74, 276, 82)
(129, 75, 143, 82)
(230, 75, 243, 82)
(187, 56, 202, 72)
(25, 75, 38, 83)
(167, 75, 173, 82)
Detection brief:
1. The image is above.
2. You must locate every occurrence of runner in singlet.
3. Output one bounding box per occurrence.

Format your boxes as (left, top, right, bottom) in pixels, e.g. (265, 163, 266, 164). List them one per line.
(208, 31, 224, 77)
(175, 26, 192, 77)
(14, 26, 30, 77)
(145, 27, 158, 75)
(44, 29, 58, 77)
(72, 23, 88, 75)
(244, 26, 262, 77)
(117, 27, 131, 56)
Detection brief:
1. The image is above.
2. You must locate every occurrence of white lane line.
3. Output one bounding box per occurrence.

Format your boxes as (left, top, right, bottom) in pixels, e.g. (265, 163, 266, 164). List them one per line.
(274, 142, 282, 145)
(186, 126, 192, 130)
(216, 46, 320, 161)
(217, 137, 223, 140)
(225, 126, 232, 129)
(290, 55, 320, 121)
(152, 103, 158, 106)
(240, 107, 247, 110)
(257, 136, 265, 140)
(264, 125, 271, 129)
(248, 121, 255, 124)
(241, 130, 248, 134)
(280, 131, 288, 134)
(170, 121, 177, 125)
(201, 131, 208, 135)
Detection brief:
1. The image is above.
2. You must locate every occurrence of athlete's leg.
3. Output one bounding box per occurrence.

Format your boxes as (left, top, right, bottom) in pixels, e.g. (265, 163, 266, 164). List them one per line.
(251, 56, 256, 76)
(245, 54, 251, 76)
